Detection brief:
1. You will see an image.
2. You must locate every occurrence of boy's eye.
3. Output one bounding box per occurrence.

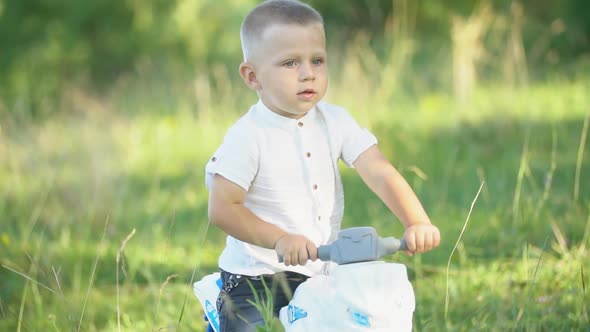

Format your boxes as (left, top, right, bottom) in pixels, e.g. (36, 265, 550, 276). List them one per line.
(283, 60, 296, 67)
(312, 58, 324, 65)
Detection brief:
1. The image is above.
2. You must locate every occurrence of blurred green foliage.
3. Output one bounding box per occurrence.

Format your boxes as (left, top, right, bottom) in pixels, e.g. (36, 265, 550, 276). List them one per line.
(1, 2, 589, 330)
(0, 0, 588, 119)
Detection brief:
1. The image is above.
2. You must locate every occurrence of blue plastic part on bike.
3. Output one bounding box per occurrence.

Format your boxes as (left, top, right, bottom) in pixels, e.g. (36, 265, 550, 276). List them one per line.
(287, 304, 308, 324)
(203, 314, 214, 332)
(351, 311, 371, 327)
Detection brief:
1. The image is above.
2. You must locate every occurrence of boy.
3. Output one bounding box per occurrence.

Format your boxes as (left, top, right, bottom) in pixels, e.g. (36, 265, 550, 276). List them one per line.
(205, 0, 440, 330)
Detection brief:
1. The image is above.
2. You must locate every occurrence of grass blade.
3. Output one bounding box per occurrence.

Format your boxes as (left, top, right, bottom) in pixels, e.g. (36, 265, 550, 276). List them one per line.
(154, 273, 178, 330)
(78, 216, 110, 332)
(116, 228, 136, 332)
(513, 132, 530, 224)
(0, 295, 5, 318)
(582, 264, 589, 326)
(16, 279, 29, 332)
(520, 237, 548, 329)
(2, 264, 58, 295)
(445, 181, 484, 320)
(574, 110, 589, 202)
(176, 216, 212, 330)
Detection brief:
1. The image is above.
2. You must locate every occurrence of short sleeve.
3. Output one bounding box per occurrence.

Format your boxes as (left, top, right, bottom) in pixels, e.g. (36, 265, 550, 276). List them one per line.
(339, 111, 378, 167)
(205, 121, 259, 191)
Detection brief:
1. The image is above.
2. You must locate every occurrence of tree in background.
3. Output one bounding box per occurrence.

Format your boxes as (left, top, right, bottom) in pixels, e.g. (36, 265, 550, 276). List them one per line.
(0, 0, 587, 119)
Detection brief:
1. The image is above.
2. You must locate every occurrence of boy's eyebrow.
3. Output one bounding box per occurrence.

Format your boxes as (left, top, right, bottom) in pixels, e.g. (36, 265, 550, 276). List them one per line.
(275, 50, 327, 58)
(273, 53, 326, 64)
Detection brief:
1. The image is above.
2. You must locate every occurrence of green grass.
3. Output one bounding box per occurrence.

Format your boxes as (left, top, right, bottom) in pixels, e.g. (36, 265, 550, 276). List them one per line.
(1, 78, 589, 331)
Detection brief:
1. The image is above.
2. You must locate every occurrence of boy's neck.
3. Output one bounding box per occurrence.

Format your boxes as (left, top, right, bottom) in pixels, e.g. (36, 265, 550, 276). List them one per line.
(258, 99, 315, 120)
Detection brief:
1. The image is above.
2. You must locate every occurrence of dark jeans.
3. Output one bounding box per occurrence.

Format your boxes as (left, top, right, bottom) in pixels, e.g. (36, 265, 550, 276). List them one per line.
(216, 269, 309, 332)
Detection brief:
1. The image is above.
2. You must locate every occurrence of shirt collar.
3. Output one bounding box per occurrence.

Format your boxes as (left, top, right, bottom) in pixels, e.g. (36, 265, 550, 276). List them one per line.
(254, 100, 318, 131)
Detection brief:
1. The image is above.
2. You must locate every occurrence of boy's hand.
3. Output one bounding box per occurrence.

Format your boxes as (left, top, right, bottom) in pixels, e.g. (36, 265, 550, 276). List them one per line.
(403, 224, 441, 256)
(274, 234, 318, 266)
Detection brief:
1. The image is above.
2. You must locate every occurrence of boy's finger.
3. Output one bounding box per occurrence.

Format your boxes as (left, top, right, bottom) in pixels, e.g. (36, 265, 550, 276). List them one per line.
(416, 233, 425, 253)
(289, 251, 297, 266)
(434, 229, 441, 247)
(408, 233, 418, 252)
(424, 232, 433, 251)
(282, 253, 291, 266)
(405, 233, 415, 252)
(298, 246, 308, 265)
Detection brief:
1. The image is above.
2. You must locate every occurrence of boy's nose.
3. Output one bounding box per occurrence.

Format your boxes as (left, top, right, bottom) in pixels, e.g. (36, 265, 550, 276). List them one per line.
(298, 64, 315, 81)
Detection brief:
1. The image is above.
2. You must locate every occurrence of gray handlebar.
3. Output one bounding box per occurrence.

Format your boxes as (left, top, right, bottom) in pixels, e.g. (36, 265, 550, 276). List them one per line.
(278, 227, 407, 265)
(379, 237, 408, 255)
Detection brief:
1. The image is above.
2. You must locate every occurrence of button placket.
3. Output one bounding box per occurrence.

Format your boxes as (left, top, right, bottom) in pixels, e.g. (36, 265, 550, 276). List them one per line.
(298, 118, 319, 222)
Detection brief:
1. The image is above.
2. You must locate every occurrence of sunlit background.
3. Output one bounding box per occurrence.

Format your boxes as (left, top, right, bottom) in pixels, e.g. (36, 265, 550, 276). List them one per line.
(1, 0, 589, 331)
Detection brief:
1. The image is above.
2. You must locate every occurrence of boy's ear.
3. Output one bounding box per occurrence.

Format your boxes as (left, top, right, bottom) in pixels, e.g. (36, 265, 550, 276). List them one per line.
(239, 62, 261, 90)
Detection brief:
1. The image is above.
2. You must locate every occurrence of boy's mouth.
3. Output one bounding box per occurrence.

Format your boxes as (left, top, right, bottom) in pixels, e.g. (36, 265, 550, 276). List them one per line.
(297, 89, 316, 99)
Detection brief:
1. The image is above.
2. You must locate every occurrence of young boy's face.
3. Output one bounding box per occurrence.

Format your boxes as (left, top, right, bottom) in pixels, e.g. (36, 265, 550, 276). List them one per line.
(241, 23, 328, 119)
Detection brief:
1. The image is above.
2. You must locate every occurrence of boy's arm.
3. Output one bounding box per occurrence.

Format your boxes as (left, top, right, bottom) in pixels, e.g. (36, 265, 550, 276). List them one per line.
(208, 174, 318, 265)
(353, 145, 441, 254)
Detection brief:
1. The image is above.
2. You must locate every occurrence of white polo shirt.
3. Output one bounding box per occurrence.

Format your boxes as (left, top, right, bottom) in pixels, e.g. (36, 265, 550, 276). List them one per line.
(205, 100, 377, 276)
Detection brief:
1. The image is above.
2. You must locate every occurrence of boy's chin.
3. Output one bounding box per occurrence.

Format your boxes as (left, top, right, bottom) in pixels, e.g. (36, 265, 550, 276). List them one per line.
(275, 107, 313, 119)
(291, 106, 316, 116)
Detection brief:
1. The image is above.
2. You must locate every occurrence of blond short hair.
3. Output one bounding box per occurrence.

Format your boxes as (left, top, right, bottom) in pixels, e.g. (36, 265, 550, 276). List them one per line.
(240, 0, 324, 61)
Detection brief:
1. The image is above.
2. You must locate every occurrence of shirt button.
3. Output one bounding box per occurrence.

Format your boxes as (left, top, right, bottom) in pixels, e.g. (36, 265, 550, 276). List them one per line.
(312, 184, 318, 190)
(211, 157, 217, 162)
(306, 152, 311, 158)
(298, 122, 304, 127)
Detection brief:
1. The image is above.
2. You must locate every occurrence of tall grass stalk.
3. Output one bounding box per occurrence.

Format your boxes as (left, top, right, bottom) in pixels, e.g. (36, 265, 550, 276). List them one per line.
(52, 265, 75, 328)
(444, 181, 484, 320)
(551, 221, 568, 252)
(177, 218, 213, 330)
(15, 236, 44, 332)
(520, 237, 548, 330)
(153, 273, 178, 330)
(16, 278, 29, 332)
(512, 132, 530, 224)
(534, 129, 557, 219)
(579, 206, 590, 257)
(581, 265, 590, 325)
(78, 216, 109, 332)
(1, 264, 58, 295)
(152, 211, 178, 331)
(573, 110, 589, 202)
(246, 279, 282, 332)
(22, 185, 51, 245)
(0, 296, 5, 318)
(116, 228, 136, 332)
(49, 313, 60, 332)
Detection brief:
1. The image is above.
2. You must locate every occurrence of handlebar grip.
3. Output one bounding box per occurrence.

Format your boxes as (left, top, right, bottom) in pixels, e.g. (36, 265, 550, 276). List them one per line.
(378, 237, 408, 256)
(399, 238, 408, 251)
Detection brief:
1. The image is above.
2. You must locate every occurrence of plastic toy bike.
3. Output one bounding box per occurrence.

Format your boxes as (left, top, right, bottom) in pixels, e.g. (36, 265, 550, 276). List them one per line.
(194, 227, 415, 332)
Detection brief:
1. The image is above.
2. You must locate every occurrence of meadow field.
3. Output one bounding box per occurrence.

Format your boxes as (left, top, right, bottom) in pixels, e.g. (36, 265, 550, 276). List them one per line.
(1, 1, 590, 331)
(1, 74, 589, 331)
